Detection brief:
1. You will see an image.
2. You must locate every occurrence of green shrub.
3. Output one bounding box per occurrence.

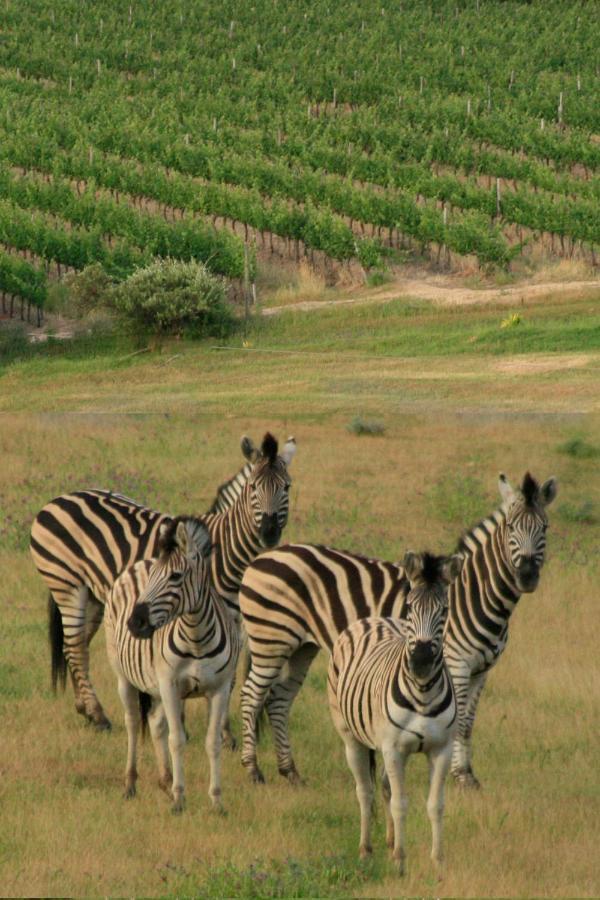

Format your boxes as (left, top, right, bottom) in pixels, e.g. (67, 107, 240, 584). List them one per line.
(347, 415, 385, 436)
(62, 263, 115, 317)
(111, 258, 236, 338)
(355, 238, 383, 271)
(557, 437, 600, 459)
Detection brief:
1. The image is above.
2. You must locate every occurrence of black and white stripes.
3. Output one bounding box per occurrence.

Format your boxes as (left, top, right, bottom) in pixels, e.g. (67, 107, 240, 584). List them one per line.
(239, 471, 557, 788)
(105, 518, 240, 813)
(328, 552, 462, 875)
(32, 433, 296, 729)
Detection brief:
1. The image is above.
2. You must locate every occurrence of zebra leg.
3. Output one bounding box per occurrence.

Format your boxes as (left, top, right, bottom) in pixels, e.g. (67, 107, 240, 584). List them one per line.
(205, 686, 229, 814)
(343, 735, 374, 860)
(220, 672, 237, 752)
(382, 747, 409, 875)
(62, 588, 111, 730)
(426, 744, 452, 878)
(117, 676, 140, 799)
(381, 771, 394, 849)
(147, 700, 173, 796)
(160, 681, 187, 813)
(264, 643, 319, 785)
(451, 671, 487, 789)
(240, 656, 288, 784)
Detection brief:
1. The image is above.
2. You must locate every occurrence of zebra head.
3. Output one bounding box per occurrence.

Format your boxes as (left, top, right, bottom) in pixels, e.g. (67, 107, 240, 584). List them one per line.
(127, 518, 212, 639)
(402, 551, 464, 680)
(248, 432, 296, 548)
(498, 472, 558, 593)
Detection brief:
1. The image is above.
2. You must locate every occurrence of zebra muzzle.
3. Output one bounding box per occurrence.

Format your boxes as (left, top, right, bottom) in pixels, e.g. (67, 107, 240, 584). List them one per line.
(259, 513, 281, 548)
(127, 603, 155, 640)
(409, 641, 435, 677)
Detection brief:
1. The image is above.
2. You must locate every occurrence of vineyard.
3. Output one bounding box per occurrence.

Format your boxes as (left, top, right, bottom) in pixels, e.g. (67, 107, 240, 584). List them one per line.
(0, 0, 598, 322)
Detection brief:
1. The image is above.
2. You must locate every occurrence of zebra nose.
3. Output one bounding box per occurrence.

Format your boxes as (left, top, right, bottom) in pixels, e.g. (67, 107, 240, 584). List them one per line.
(411, 640, 434, 669)
(127, 603, 155, 640)
(259, 512, 281, 548)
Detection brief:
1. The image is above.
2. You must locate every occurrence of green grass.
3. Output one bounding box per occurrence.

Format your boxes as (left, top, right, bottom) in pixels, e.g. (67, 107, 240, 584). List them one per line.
(237, 294, 600, 358)
(0, 291, 599, 897)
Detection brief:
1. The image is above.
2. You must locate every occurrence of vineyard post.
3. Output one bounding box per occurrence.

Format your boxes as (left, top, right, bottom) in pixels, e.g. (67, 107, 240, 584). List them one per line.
(243, 243, 250, 329)
(496, 179, 501, 218)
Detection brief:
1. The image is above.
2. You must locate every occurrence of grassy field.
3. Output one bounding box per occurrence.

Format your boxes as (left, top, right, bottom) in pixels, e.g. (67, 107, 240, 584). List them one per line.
(1, 290, 599, 897)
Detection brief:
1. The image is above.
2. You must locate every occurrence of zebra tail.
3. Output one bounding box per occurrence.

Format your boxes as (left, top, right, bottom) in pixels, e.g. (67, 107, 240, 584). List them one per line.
(139, 691, 152, 740)
(48, 593, 67, 693)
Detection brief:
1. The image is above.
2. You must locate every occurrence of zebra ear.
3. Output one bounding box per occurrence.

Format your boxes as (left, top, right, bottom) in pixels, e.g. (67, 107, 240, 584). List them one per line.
(175, 521, 191, 555)
(498, 473, 516, 504)
(280, 436, 297, 467)
(539, 477, 558, 507)
(403, 551, 422, 583)
(442, 553, 464, 584)
(241, 436, 259, 462)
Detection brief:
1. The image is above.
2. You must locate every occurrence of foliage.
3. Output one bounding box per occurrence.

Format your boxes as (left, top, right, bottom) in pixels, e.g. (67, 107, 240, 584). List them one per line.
(63, 263, 115, 317)
(111, 258, 236, 337)
(347, 415, 385, 436)
(557, 436, 600, 459)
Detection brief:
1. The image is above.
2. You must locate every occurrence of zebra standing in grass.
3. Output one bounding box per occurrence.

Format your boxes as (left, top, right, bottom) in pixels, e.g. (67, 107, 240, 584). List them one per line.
(105, 517, 240, 814)
(240, 471, 556, 787)
(32, 433, 296, 730)
(328, 551, 463, 876)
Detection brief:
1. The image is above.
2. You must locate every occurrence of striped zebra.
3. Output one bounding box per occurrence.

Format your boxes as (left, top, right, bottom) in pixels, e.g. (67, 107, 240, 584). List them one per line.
(34, 432, 296, 730)
(328, 551, 463, 876)
(239, 471, 557, 787)
(105, 517, 240, 814)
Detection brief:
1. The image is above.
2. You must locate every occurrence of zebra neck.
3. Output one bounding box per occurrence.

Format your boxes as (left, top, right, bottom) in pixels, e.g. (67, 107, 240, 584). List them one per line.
(393, 651, 447, 714)
(177, 590, 229, 648)
(457, 508, 521, 617)
(201, 492, 262, 601)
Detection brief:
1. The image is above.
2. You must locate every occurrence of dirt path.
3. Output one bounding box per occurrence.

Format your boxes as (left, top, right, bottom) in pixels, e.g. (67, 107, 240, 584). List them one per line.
(262, 277, 599, 315)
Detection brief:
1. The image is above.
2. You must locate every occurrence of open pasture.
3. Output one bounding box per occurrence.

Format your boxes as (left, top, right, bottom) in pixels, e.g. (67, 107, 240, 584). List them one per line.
(0, 292, 599, 897)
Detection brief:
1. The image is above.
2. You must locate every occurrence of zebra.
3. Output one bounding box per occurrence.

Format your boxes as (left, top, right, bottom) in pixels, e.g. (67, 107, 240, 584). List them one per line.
(105, 517, 240, 814)
(328, 551, 463, 876)
(239, 471, 557, 787)
(33, 432, 296, 730)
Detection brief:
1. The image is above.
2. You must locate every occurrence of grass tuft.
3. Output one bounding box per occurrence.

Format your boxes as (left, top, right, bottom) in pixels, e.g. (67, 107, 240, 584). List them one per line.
(347, 415, 386, 436)
(557, 437, 600, 459)
(174, 856, 369, 899)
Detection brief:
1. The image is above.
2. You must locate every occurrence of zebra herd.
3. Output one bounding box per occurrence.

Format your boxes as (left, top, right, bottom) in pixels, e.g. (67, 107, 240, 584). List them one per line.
(30, 432, 557, 876)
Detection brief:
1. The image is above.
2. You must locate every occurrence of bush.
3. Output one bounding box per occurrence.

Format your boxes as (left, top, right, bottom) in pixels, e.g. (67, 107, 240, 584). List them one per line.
(557, 436, 600, 459)
(63, 263, 115, 317)
(111, 258, 236, 338)
(347, 415, 385, 436)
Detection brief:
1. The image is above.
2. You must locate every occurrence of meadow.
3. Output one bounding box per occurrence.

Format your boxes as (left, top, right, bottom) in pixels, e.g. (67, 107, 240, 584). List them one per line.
(0, 290, 599, 898)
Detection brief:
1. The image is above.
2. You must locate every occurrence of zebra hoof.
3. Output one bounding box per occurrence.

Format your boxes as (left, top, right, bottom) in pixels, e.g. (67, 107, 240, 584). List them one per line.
(283, 769, 305, 787)
(453, 771, 481, 790)
(359, 845, 372, 860)
(89, 713, 112, 732)
(249, 768, 265, 785)
(223, 735, 238, 752)
(123, 786, 136, 800)
(171, 796, 186, 815)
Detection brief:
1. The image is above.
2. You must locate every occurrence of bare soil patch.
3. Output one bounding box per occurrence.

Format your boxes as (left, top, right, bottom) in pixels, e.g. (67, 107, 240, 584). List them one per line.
(263, 275, 599, 315)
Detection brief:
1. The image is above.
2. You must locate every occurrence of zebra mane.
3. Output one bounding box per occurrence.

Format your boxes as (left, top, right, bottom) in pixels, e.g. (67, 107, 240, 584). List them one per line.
(521, 471, 539, 507)
(419, 552, 446, 586)
(261, 432, 279, 465)
(455, 510, 502, 554)
(158, 516, 210, 558)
